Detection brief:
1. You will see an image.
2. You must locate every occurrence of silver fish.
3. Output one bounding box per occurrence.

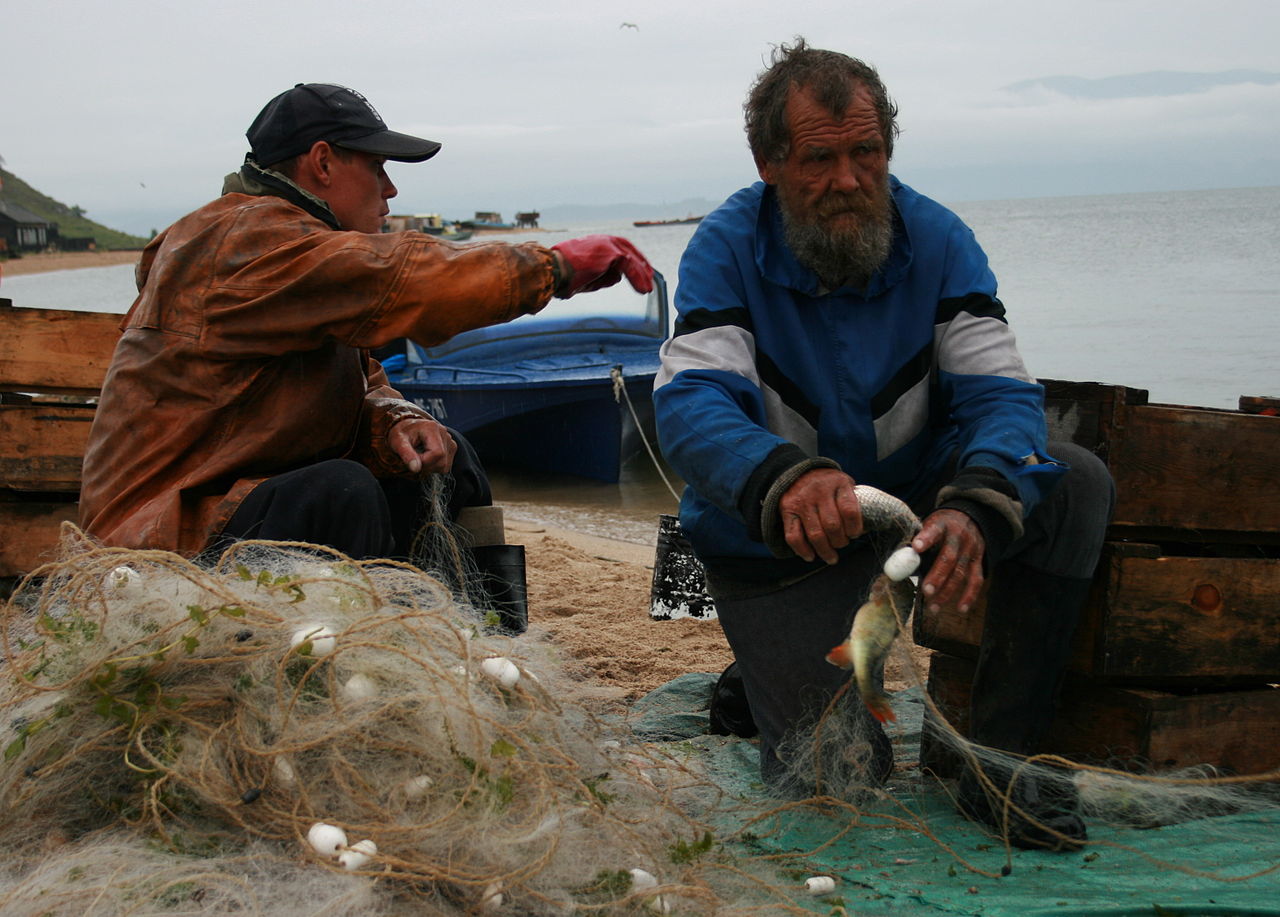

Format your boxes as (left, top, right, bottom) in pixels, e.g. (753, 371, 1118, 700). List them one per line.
(853, 484, 921, 542)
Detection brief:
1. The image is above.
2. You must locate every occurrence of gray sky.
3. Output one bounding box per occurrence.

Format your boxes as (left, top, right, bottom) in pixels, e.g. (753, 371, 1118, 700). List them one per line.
(5, 0, 1278, 235)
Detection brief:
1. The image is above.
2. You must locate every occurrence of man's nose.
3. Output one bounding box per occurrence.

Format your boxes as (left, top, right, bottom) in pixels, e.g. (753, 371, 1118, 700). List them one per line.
(383, 176, 398, 200)
(830, 158, 861, 193)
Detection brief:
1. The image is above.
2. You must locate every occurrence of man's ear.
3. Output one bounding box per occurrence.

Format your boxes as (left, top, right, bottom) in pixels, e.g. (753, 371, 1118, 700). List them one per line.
(755, 154, 776, 185)
(299, 141, 335, 187)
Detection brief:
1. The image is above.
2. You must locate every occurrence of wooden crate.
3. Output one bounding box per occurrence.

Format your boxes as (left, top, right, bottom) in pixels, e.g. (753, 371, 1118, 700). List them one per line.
(0, 499, 79, 577)
(1041, 379, 1280, 543)
(0, 299, 120, 578)
(914, 542, 1280, 685)
(0, 300, 120, 395)
(0, 399, 97, 492)
(923, 652, 1280, 776)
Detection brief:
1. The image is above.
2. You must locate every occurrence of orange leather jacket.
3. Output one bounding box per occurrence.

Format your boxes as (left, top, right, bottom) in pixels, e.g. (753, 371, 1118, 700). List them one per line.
(80, 163, 556, 554)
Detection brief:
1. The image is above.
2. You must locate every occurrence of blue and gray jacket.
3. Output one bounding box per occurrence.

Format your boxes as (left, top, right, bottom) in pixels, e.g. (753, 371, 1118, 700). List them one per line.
(653, 177, 1066, 582)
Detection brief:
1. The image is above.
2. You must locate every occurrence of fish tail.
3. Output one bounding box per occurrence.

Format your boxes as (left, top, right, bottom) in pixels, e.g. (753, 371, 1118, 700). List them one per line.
(825, 643, 853, 668)
(864, 695, 897, 724)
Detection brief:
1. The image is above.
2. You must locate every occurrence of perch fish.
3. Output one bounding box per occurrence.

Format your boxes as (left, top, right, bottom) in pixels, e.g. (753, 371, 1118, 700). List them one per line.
(825, 573, 916, 723)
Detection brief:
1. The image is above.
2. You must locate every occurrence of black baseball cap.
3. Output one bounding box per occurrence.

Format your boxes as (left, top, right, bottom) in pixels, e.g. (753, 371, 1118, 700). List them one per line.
(246, 83, 442, 165)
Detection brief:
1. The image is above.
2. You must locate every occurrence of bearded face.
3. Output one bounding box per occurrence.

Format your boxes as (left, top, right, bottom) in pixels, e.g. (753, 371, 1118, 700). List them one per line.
(758, 84, 895, 290)
(777, 172, 893, 290)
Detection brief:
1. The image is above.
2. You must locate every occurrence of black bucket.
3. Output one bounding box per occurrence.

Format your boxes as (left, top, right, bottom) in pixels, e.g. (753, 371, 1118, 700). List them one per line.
(649, 514, 718, 620)
(471, 543, 528, 634)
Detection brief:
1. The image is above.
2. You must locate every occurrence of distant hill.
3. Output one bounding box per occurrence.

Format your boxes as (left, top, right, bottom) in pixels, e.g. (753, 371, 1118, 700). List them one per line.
(0, 168, 148, 251)
(1004, 69, 1280, 100)
(538, 197, 722, 227)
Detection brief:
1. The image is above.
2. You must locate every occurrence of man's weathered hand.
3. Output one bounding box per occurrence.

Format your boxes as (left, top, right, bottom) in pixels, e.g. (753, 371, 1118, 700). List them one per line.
(911, 508, 985, 613)
(779, 468, 864, 565)
(388, 416, 456, 475)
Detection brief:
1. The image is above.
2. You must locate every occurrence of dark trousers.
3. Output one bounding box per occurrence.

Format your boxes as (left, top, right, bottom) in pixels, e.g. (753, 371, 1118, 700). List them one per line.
(707, 441, 1115, 789)
(216, 430, 491, 561)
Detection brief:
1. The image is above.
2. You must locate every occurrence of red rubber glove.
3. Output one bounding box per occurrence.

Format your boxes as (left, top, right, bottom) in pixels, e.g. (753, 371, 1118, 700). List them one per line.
(550, 235, 654, 296)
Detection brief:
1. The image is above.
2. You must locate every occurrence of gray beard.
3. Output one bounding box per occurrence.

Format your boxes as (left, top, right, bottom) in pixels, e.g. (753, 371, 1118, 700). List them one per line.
(780, 193, 894, 291)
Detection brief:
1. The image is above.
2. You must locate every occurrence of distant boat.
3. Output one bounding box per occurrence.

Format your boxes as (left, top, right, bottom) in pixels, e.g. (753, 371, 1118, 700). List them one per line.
(381, 272, 670, 482)
(461, 211, 515, 231)
(633, 215, 704, 227)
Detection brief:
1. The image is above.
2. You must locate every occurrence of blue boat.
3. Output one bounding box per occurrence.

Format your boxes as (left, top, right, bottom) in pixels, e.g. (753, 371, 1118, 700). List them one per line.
(382, 272, 669, 482)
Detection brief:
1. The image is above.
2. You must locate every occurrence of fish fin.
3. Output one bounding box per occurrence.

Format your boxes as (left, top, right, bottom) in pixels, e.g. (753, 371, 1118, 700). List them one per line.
(866, 697, 897, 724)
(825, 644, 853, 668)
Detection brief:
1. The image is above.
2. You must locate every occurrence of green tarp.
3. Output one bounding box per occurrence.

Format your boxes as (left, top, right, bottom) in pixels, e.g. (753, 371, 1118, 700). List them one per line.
(628, 675, 1280, 916)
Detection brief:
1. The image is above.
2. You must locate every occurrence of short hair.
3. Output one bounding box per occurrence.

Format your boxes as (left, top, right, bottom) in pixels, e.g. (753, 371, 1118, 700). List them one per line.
(744, 37, 899, 165)
(264, 142, 356, 180)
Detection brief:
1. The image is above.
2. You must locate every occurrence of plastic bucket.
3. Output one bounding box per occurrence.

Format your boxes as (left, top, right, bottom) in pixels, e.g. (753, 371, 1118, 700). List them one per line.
(649, 514, 718, 620)
(471, 543, 528, 634)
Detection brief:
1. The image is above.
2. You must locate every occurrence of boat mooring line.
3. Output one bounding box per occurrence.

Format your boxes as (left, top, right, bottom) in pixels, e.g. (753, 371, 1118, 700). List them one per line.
(610, 365, 682, 504)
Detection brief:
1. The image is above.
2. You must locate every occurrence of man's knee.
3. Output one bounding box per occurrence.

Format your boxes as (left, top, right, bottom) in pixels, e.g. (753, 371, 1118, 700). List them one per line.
(1048, 441, 1116, 538)
(1013, 442, 1114, 576)
(1050, 441, 1114, 505)
(308, 459, 384, 503)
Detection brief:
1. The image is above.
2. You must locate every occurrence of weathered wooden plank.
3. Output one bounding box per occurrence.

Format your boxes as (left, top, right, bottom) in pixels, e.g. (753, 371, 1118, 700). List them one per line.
(0, 402, 94, 491)
(1093, 553, 1280, 681)
(1239, 395, 1280, 416)
(1042, 378, 1147, 460)
(1108, 404, 1280, 537)
(0, 499, 77, 577)
(1040, 378, 1280, 539)
(923, 652, 1280, 776)
(1054, 681, 1280, 774)
(911, 581, 984, 662)
(0, 299, 120, 395)
(914, 543, 1280, 683)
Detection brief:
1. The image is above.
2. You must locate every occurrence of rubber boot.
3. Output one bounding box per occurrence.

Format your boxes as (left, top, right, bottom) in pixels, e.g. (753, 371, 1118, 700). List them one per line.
(956, 560, 1091, 851)
(708, 661, 758, 738)
(470, 543, 529, 635)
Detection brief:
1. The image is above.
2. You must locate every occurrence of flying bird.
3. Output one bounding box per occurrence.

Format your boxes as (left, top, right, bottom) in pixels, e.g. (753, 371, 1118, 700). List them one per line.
(620, 22, 638, 30)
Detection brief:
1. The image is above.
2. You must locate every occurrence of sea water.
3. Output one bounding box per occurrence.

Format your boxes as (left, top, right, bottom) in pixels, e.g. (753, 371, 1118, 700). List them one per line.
(5, 186, 1277, 540)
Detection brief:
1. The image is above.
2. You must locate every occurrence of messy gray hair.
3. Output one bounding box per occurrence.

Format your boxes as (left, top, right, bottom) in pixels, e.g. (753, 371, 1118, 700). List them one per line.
(745, 37, 900, 165)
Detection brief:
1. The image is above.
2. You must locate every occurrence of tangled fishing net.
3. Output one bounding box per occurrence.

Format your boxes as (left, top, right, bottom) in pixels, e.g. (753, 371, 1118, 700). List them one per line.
(0, 525, 731, 915)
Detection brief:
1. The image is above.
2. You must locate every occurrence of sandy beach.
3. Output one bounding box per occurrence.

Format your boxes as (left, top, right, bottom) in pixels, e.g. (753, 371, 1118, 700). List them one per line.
(505, 517, 737, 700)
(504, 515, 929, 701)
(0, 249, 142, 277)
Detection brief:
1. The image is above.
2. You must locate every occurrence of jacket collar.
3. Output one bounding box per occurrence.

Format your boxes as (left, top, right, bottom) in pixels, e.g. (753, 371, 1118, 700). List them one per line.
(754, 175, 912, 298)
(221, 156, 342, 230)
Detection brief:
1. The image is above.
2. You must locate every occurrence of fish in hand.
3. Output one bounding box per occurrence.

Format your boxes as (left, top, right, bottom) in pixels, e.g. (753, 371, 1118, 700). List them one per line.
(825, 573, 917, 723)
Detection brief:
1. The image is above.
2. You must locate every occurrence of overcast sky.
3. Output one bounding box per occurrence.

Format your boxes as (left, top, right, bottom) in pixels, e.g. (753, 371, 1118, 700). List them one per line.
(4, 0, 1278, 235)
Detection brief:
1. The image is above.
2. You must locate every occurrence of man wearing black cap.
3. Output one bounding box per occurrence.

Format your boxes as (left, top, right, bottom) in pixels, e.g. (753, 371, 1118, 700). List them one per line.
(81, 84, 654, 592)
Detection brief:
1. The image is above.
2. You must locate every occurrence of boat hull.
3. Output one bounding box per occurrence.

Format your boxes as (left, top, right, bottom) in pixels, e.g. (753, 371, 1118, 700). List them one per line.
(384, 273, 669, 483)
(396, 368, 657, 482)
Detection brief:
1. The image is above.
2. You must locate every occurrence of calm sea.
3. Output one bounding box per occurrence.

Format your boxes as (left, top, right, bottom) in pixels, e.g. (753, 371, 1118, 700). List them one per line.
(5, 185, 1277, 542)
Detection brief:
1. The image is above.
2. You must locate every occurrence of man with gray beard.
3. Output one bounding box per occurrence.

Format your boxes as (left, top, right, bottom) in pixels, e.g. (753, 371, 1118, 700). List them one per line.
(653, 39, 1114, 851)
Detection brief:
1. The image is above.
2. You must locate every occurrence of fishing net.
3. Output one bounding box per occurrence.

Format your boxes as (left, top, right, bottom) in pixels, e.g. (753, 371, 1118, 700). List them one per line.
(3, 505, 1279, 915)
(716, 568, 1280, 897)
(0, 522, 738, 915)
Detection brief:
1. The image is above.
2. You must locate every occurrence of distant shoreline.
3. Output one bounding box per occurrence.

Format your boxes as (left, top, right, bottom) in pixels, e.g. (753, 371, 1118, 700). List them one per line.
(0, 227, 576, 283)
(1, 250, 142, 277)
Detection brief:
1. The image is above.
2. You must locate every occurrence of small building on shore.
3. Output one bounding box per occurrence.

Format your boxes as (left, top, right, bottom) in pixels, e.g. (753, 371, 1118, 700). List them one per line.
(0, 200, 52, 252)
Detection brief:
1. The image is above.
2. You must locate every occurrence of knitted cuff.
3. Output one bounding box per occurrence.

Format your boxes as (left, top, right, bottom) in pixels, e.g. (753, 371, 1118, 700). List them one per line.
(759, 456, 843, 559)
